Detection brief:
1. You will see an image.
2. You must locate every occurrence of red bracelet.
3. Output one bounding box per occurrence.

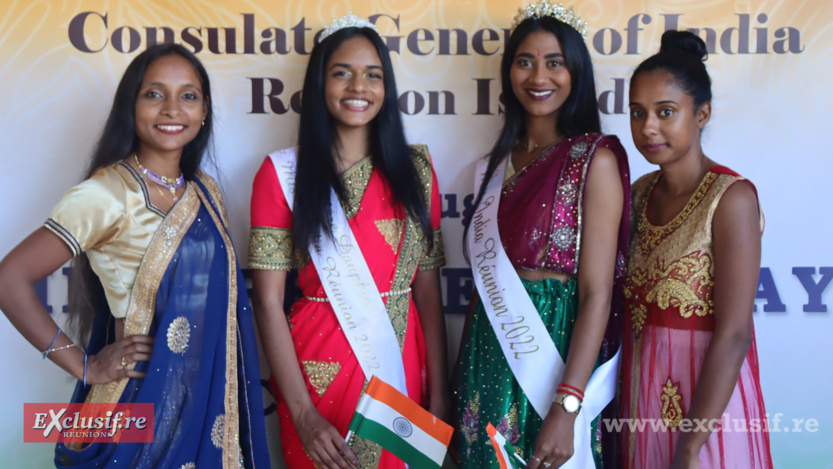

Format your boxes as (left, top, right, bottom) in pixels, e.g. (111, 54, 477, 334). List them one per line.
(557, 383, 584, 400)
(557, 387, 584, 401)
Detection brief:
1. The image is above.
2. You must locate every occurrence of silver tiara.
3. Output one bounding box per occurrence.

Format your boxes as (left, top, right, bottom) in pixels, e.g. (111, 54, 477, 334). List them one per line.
(320, 12, 380, 41)
(511, 0, 588, 39)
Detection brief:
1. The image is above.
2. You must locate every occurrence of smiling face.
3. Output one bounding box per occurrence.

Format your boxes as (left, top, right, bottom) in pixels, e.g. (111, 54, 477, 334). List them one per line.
(324, 36, 385, 134)
(629, 69, 711, 166)
(510, 29, 572, 120)
(134, 54, 207, 160)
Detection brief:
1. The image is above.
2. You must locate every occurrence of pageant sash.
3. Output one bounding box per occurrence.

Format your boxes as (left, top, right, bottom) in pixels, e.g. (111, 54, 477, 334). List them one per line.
(469, 157, 621, 468)
(269, 149, 408, 394)
(468, 157, 562, 418)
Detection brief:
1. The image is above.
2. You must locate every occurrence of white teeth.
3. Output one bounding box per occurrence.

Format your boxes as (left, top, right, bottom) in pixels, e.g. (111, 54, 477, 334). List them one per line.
(157, 125, 184, 131)
(529, 90, 553, 97)
(344, 99, 369, 107)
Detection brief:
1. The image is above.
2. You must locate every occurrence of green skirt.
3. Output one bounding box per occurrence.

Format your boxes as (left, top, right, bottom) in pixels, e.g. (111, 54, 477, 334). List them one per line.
(456, 277, 603, 468)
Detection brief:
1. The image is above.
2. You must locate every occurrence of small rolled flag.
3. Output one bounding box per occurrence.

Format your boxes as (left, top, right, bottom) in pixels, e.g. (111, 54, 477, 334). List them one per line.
(348, 376, 453, 469)
(487, 422, 526, 468)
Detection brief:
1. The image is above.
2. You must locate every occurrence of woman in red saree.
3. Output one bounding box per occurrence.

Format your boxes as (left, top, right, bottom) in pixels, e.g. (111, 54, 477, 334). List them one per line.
(248, 15, 449, 469)
(621, 31, 772, 469)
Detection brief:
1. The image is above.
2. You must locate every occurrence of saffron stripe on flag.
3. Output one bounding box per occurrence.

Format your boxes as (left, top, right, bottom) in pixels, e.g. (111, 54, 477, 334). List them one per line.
(363, 376, 453, 445)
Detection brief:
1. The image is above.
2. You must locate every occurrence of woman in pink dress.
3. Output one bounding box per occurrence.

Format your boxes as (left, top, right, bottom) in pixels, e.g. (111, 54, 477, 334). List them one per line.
(621, 30, 772, 469)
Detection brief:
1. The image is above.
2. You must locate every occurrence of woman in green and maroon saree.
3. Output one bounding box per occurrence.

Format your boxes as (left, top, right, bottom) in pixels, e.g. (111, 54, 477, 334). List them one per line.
(457, 5, 630, 469)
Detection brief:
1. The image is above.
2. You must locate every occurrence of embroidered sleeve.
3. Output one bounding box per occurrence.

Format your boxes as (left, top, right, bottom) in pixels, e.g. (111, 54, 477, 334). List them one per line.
(249, 156, 294, 270)
(44, 169, 126, 256)
(412, 145, 446, 270)
(419, 227, 446, 271)
(248, 227, 293, 271)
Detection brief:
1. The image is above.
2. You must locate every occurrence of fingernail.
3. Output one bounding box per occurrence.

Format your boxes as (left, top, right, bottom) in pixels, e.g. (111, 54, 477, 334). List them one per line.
(353, 461, 359, 467)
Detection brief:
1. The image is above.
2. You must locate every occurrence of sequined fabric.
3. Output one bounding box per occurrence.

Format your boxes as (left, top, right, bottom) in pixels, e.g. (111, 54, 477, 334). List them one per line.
(457, 278, 605, 468)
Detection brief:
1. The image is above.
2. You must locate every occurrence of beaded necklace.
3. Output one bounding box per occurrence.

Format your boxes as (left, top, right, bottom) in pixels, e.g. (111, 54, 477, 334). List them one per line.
(134, 154, 184, 203)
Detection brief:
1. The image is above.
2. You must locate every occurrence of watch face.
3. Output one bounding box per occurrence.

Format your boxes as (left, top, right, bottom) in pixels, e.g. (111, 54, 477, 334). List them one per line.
(563, 394, 580, 413)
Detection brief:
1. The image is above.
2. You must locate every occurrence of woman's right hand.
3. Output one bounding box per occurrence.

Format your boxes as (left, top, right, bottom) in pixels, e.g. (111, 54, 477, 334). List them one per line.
(85, 335, 155, 384)
(294, 406, 359, 468)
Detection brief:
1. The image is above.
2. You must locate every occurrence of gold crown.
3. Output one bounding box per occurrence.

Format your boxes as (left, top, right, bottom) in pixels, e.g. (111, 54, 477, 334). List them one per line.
(511, 1, 588, 39)
(320, 12, 380, 41)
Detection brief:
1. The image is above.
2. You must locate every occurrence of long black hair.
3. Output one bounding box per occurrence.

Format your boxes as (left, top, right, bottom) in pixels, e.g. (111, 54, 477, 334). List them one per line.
(292, 27, 432, 259)
(631, 30, 712, 108)
(68, 44, 214, 344)
(463, 16, 601, 254)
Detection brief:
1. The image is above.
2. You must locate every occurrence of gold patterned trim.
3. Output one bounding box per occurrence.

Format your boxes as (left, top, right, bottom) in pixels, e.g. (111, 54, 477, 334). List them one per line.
(166, 316, 191, 354)
(661, 378, 684, 428)
(375, 219, 405, 254)
(195, 185, 241, 469)
(85, 181, 200, 404)
(196, 170, 230, 227)
(418, 227, 446, 271)
(341, 156, 374, 220)
(638, 171, 718, 253)
(384, 146, 434, 350)
(248, 226, 292, 271)
(348, 430, 383, 469)
(302, 360, 342, 397)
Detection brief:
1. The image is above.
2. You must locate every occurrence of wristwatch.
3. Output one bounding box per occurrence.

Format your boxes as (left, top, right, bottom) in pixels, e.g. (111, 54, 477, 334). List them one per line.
(554, 392, 582, 414)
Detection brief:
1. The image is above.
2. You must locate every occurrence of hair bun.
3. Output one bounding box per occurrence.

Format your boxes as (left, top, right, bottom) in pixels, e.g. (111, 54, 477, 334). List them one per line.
(659, 30, 708, 62)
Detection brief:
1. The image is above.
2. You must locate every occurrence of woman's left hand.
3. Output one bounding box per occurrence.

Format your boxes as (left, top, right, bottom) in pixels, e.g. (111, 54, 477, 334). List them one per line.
(527, 407, 576, 469)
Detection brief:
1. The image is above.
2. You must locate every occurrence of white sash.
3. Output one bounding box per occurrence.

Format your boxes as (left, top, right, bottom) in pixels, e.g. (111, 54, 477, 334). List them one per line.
(270, 149, 407, 394)
(468, 157, 621, 468)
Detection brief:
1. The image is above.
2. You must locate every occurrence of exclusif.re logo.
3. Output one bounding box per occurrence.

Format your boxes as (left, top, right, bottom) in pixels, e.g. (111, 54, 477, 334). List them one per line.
(24, 403, 154, 444)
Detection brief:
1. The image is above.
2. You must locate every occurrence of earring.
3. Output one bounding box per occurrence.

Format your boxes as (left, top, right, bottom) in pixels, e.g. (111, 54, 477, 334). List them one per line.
(201, 120, 205, 127)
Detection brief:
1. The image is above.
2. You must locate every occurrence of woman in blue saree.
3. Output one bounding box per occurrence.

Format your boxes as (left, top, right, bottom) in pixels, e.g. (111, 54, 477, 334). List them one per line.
(0, 44, 269, 468)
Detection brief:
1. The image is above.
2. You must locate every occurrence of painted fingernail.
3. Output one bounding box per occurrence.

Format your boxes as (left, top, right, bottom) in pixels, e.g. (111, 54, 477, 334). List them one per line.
(353, 461, 359, 467)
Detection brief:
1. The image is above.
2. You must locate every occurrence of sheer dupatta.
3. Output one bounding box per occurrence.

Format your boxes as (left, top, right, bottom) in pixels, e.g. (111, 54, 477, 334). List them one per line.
(56, 175, 269, 469)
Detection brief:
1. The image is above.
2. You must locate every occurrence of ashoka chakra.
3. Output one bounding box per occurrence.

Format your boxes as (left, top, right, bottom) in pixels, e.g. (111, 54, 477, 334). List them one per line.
(392, 417, 413, 438)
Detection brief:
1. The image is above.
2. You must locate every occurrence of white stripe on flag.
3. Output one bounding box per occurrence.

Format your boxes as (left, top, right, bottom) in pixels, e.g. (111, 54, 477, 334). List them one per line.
(356, 395, 447, 466)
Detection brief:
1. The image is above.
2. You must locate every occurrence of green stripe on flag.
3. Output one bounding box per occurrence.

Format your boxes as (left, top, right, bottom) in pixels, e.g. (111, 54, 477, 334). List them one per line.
(351, 417, 443, 469)
(504, 441, 524, 469)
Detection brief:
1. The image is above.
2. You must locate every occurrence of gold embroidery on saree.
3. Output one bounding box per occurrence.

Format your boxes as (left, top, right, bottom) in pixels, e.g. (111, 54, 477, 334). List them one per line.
(167, 316, 190, 354)
(386, 146, 434, 350)
(419, 227, 446, 271)
(374, 219, 404, 254)
(342, 157, 374, 220)
(661, 379, 684, 428)
(196, 185, 241, 468)
(248, 226, 292, 271)
(302, 360, 342, 397)
(211, 413, 225, 448)
(85, 182, 200, 405)
(196, 170, 229, 227)
(638, 172, 718, 254)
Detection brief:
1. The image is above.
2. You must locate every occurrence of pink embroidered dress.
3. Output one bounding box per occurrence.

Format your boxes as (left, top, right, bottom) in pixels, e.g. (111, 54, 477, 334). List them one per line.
(621, 166, 772, 469)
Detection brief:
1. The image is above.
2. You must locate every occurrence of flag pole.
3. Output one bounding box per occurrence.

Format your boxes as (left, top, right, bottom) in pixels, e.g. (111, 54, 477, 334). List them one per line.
(513, 453, 528, 466)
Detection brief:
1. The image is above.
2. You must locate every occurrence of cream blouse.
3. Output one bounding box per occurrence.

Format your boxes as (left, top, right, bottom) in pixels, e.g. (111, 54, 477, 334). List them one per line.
(44, 161, 167, 318)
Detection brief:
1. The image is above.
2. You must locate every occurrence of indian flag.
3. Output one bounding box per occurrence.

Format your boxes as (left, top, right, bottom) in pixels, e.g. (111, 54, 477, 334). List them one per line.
(348, 376, 453, 469)
(487, 422, 526, 469)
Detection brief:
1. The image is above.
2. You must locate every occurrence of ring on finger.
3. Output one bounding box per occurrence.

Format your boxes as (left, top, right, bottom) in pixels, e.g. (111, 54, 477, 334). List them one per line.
(542, 462, 552, 468)
(531, 455, 542, 463)
(120, 356, 128, 368)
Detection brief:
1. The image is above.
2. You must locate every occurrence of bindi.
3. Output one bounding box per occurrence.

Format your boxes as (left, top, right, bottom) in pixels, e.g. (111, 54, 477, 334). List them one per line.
(537, 48, 541, 57)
